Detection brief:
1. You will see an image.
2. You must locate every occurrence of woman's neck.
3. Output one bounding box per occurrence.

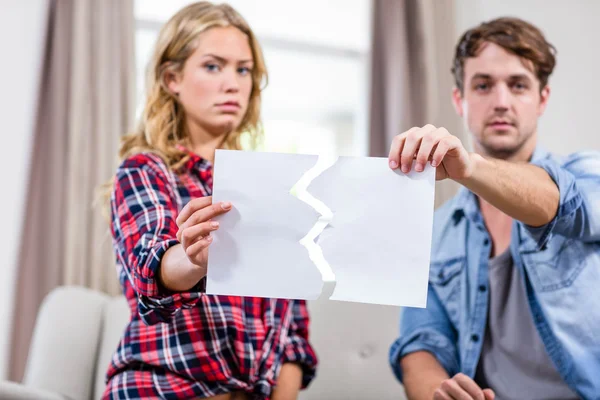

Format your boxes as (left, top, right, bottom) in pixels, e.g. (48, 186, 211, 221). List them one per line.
(185, 119, 229, 163)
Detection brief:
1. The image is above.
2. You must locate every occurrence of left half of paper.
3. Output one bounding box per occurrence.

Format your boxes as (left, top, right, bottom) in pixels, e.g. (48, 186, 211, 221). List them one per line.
(207, 149, 325, 299)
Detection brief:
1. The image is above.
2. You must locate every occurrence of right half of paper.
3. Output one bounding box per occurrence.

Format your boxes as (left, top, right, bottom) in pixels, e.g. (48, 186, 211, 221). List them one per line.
(308, 157, 435, 308)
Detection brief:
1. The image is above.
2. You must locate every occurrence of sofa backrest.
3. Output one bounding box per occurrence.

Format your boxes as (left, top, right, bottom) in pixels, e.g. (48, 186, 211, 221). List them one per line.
(23, 286, 109, 400)
(94, 296, 129, 400)
(25, 286, 407, 400)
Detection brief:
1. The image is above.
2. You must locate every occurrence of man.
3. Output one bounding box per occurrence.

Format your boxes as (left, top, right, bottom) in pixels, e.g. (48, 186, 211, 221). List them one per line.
(387, 17, 600, 400)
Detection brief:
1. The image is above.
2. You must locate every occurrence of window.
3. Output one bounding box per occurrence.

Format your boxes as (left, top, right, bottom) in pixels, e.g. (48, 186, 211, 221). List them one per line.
(134, 0, 372, 158)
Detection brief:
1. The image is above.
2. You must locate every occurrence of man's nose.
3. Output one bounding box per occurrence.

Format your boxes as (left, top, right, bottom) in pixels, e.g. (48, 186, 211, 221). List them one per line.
(493, 84, 510, 112)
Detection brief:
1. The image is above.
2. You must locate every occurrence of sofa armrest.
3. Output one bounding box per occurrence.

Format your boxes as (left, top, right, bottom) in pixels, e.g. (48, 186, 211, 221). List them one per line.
(0, 381, 68, 400)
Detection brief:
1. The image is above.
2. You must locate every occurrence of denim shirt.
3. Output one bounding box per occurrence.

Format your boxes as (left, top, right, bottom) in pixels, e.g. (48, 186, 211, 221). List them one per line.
(389, 148, 600, 399)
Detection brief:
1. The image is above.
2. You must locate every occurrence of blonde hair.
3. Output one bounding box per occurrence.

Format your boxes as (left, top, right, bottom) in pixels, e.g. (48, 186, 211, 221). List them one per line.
(120, 1, 267, 169)
(99, 2, 267, 218)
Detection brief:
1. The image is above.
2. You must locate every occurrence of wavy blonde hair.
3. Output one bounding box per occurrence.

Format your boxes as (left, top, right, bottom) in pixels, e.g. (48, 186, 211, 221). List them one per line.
(120, 1, 267, 169)
(100, 2, 267, 216)
(100, 2, 267, 218)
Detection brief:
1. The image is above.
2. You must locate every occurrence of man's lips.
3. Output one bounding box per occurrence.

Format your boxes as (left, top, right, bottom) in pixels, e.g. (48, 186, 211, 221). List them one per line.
(488, 121, 515, 129)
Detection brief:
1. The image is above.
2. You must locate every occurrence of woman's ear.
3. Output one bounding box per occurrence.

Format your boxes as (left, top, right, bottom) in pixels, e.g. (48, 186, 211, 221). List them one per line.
(164, 66, 182, 95)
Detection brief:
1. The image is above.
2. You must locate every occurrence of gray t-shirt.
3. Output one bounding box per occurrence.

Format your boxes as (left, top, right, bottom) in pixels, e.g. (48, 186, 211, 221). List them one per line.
(474, 249, 580, 400)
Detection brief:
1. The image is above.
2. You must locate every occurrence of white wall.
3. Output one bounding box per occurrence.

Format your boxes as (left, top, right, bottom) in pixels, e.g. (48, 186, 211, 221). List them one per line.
(455, 0, 600, 155)
(0, 0, 49, 380)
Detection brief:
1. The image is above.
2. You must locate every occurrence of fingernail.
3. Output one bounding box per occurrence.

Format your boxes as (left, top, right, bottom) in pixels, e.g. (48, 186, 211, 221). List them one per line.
(211, 221, 219, 228)
(415, 163, 423, 172)
(221, 202, 231, 210)
(206, 235, 213, 242)
(401, 165, 409, 173)
(389, 160, 398, 169)
(431, 160, 438, 167)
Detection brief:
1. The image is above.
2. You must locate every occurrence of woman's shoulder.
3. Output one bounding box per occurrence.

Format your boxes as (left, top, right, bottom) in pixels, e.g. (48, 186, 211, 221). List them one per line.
(117, 152, 172, 179)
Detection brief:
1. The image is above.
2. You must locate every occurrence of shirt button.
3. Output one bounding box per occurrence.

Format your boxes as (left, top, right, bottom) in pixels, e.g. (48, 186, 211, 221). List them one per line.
(483, 239, 489, 245)
(471, 334, 480, 342)
(478, 285, 487, 292)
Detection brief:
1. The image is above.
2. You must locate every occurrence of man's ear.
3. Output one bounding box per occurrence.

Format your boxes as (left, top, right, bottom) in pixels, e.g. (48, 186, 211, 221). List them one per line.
(538, 85, 551, 116)
(452, 87, 464, 117)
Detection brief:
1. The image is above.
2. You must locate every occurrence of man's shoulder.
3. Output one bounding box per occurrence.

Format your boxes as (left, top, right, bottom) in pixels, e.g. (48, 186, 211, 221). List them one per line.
(538, 149, 600, 169)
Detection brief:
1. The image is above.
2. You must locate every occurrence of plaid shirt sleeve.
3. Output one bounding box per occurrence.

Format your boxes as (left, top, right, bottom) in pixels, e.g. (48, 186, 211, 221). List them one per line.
(281, 300, 319, 388)
(111, 154, 204, 325)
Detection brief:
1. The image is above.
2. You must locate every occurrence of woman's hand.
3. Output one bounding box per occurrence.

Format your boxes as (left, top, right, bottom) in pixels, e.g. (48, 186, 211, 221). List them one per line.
(175, 196, 232, 269)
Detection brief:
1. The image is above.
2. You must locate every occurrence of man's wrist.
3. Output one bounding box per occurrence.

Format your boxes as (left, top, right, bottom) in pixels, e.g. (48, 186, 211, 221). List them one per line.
(455, 152, 486, 186)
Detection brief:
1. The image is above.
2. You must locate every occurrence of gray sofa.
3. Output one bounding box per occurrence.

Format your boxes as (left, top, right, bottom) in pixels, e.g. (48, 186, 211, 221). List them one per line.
(0, 285, 406, 399)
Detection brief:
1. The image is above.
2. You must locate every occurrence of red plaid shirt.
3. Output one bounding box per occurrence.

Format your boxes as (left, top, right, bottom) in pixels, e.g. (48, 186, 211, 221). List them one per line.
(103, 149, 318, 399)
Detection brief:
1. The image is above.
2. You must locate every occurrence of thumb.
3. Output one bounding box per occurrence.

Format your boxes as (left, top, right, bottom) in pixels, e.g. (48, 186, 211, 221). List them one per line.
(483, 389, 495, 400)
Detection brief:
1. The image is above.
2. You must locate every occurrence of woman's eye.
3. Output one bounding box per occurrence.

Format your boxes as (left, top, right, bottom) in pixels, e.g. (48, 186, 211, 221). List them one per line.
(204, 63, 220, 72)
(238, 66, 252, 76)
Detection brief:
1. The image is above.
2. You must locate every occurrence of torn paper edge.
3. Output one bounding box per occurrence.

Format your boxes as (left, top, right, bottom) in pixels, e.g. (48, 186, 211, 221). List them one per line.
(290, 154, 338, 282)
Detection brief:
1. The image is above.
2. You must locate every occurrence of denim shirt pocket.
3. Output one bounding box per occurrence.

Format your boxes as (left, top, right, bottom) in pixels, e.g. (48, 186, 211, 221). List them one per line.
(429, 256, 465, 326)
(520, 235, 587, 292)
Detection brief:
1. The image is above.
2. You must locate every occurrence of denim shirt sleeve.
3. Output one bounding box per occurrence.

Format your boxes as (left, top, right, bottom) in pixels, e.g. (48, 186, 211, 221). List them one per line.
(389, 284, 460, 383)
(527, 151, 600, 247)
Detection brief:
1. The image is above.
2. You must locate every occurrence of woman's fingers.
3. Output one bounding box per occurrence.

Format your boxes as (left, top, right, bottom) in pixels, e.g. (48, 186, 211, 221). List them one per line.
(178, 220, 219, 244)
(177, 201, 232, 235)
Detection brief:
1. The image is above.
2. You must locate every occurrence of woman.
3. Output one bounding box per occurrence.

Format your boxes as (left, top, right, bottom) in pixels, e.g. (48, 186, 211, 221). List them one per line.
(103, 3, 318, 399)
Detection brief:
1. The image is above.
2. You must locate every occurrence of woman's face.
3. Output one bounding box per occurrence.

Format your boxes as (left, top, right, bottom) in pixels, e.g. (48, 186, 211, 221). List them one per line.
(167, 26, 254, 138)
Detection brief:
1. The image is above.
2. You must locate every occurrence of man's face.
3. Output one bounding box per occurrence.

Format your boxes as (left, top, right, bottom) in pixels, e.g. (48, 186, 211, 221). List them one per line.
(453, 42, 550, 159)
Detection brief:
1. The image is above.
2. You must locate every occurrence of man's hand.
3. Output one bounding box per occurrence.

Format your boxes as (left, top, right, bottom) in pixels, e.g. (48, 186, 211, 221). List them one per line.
(175, 196, 232, 269)
(434, 373, 495, 400)
(388, 124, 473, 181)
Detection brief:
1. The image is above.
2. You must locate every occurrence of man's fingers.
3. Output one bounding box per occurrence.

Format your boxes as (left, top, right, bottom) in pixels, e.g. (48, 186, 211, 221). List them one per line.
(433, 388, 453, 400)
(454, 373, 486, 400)
(176, 196, 212, 226)
(400, 124, 436, 173)
(178, 221, 219, 245)
(441, 378, 474, 400)
(415, 128, 450, 172)
(483, 389, 495, 400)
(388, 126, 420, 169)
(431, 135, 459, 167)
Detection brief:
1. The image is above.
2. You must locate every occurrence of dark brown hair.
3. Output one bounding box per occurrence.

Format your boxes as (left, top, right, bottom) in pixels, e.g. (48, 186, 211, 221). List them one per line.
(452, 17, 557, 93)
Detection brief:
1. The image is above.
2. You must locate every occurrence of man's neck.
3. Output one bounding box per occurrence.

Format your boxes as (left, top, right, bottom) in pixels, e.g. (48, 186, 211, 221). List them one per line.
(479, 198, 513, 257)
(475, 135, 537, 163)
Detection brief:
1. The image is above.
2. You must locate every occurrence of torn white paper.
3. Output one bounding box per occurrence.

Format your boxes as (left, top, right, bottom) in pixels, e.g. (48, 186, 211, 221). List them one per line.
(207, 150, 324, 299)
(308, 156, 435, 307)
(207, 149, 435, 307)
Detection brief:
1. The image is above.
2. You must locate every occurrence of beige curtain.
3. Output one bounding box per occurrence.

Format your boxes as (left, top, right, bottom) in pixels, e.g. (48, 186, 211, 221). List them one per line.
(62, 0, 135, 294)
(368, 0, 467, 208)
(9, 0, 134, 382)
